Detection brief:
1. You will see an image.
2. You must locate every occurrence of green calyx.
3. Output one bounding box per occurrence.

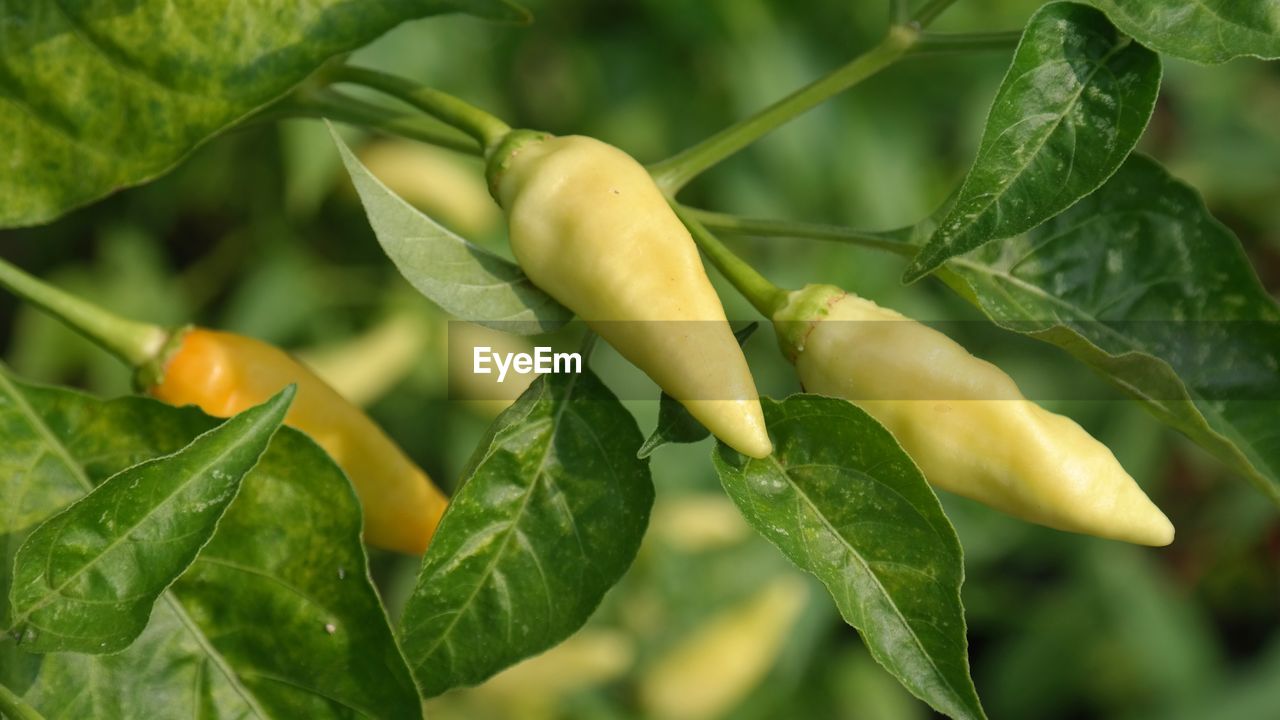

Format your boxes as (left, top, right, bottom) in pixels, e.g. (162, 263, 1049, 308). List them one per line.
(131, 324, 192, 392)
(485, 128, 552, 206)
(770, 283, 847, 363)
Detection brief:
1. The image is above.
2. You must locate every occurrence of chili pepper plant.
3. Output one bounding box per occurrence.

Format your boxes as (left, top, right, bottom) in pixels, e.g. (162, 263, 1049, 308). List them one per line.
(1, 1, 1278, 718)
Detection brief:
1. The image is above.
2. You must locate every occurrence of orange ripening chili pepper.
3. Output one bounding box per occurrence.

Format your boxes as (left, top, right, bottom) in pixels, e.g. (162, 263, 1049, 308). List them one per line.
(149, 328, 447, 554)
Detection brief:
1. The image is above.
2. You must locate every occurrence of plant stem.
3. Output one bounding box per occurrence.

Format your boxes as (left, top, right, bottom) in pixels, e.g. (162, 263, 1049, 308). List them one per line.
(0, 684, 46, 720)
(684, 207, 918, 258)
(911, 31, 1022, 55)
(0, 257, 167, 368)
(649, 26, 918, 195)
(286, 89, 481, 155)
(578, 330, 600, 362)
(325, 66, 510, 151)
(911, 0, 961, 26)
(672, 204, 789, 318)
(890, 0, 911, 25)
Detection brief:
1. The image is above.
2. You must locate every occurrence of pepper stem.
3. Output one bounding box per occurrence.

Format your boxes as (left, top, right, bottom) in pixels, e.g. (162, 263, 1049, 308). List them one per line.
(912, 0, 961, 26)
(673, 204, 789, 318)
(682, 206, 918, 258)
(578, 330, 600, 362)
(0, 257, 168, 369)
(648, 25, 917, 194)
(324, 65, 511, 153)
(0, 684, 46, 720)
(911, 31, 1023, 55)
(282, 88, 482, 155)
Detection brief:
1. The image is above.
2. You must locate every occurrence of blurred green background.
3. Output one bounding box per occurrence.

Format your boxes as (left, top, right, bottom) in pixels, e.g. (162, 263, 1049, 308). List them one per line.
(2, 1, 1279, 718)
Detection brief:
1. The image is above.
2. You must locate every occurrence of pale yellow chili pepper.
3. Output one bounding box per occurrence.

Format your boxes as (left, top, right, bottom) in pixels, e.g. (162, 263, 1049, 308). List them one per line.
(491, 133, 772, 458)
(773, 284, 1174, 546)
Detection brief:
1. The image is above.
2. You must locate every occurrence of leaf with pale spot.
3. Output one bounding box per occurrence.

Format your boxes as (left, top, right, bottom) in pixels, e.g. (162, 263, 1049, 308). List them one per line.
(1, 0, 529, 228)
(1088, 0, 1280, 63)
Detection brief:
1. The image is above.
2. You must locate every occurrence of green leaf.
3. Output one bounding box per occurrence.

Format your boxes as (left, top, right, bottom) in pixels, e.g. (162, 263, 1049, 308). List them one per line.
(940, 154, 1280, 505)
(333, 127, 572, 334)
(0, 0, 529, 229)
(1088, 0, 1280, 64)
(638, 322, 759, 458)
(400, 371, 654, 697)
(0, 371, 420, 718)
(7, 387, 292, 654)
(904, 2, 1160, 283)
(714, 395, 983, 720)
(637, 393, 713, 459)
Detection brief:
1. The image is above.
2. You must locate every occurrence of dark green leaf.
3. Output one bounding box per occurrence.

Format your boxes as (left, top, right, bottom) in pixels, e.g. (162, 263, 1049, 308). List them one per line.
(1088, 0, 1280, 63)
(714, 395, 983, 720)
(333, 127, 572, 333)
(7, 387, 292, 654)
(0, 0, 529, 229)
(638, 322, 759, 458)
(400, 371, 653, 697)
(940, 154, 1280, 505)
(0, 371, 420, 718)
(904, 2, 1160, 283)
(637, 395, 712, 459)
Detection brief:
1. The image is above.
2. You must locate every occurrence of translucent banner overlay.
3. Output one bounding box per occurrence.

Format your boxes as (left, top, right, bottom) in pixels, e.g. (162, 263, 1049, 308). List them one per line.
(445, 320, 1280, 402)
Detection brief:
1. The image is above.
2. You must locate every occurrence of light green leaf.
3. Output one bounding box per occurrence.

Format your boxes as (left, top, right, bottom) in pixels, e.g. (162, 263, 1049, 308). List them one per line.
(400, 371, 653, 697)
(333, 127, 572, 334)
(0, 0, 529, 229)
(714, 395, 983, 720)
(7, 386, 292, 654)
(0, 371, 420, 718)
(1088, 0, 1280, 63)
(904, 2, 1160, 283)
(940, 154, 1280, 505)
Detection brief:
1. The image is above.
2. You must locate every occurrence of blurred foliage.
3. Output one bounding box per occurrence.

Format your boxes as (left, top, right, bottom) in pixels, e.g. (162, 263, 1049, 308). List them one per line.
(1, 0, 1278, 717)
